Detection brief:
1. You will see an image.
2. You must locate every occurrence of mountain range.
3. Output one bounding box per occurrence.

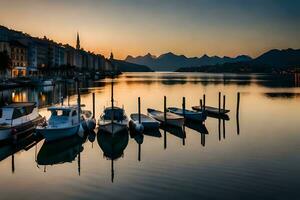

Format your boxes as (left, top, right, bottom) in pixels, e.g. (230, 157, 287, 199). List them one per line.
(124, 48, 300, 72)
(125, 52, 252, 71)
(176, 48, 300, 73)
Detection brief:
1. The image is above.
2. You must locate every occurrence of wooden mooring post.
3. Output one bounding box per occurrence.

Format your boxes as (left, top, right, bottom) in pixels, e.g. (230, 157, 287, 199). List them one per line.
(218, 92, 221, 114)
(203, 94, 206, 110)
(138, 97, 141, 123)
(182, 97, 186, 117)
(92, 93, 95, 118)
(164, 96, 167, 124)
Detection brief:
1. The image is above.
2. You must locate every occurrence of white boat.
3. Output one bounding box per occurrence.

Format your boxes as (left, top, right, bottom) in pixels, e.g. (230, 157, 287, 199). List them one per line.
(36, 106, 81, 142)
(98, 107, 129, 135)
(98, 78, 128, 135)
(0, 102, 44, 141)
(147, 108, 184, 128)
(168, 107, 207, 122)
(129, 113, 160, 131)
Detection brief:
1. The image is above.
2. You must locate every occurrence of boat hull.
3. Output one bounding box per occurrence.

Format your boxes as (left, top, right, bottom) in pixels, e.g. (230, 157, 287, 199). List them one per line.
(37, 125, 80, 142)
(99, 122, 128, 135)
(0, 115, 44, 142)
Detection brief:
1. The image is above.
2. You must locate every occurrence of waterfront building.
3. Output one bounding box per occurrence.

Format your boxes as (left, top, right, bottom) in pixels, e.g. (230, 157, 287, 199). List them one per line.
(10, 40, 28, 77)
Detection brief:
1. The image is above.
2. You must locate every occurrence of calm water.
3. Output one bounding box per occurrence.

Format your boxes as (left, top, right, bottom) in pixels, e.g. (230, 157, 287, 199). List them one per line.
(0, 72, 300, 200)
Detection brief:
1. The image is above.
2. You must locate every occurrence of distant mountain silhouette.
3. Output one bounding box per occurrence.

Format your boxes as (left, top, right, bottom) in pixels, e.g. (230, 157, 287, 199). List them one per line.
(253, 48, 300, 68)
(111, 59, 154, 72)
(125, 52, 252, 71)
(176, 48, 300, 73)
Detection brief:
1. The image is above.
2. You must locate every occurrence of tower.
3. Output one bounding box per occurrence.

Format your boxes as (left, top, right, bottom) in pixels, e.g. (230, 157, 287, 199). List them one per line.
(110, 52, 114, 60)
(76, 32, 80, 50)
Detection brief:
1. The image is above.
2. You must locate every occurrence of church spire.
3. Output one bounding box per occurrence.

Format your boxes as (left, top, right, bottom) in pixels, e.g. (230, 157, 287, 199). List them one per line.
(76, 32, 80, 50)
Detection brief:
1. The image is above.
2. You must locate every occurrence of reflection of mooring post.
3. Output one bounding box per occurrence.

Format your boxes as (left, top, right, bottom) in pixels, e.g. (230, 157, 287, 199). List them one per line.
(138, 143, 141, 162)
(236, 92, 240, 135)
(92, 93, 95, 118)
(78, 153, 81, 176)
(164, 129, 167, 150)
(218, 92, 221, 114)
(11, 154, 15, 174)
(218, 118, 221, 141)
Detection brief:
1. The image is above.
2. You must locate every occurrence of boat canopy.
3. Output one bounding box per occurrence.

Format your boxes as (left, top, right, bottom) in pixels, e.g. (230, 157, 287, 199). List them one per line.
(0, 102, 37, 121)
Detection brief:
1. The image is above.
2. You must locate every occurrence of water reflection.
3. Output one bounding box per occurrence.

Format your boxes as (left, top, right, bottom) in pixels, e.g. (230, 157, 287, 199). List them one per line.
(0, 132, 41, 173)
(97, 130, 129, 182)
(0, 72, 300, 199)
(37, 134, 86, 167)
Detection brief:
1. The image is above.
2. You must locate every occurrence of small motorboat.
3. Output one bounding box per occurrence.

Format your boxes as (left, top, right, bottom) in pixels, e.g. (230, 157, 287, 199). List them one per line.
(98, 106, 129, 135)
(0, 102, 44, 142)
(36, 106, 82, 142)
(129, 113, 160, 132)
(147, 108, 184, 128)
(167, 107, 207, 122)
(98, 77, 128, 135)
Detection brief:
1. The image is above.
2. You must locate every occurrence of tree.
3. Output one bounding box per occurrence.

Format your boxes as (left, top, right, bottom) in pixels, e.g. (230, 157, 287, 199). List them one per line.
(0, 51, 12, 73)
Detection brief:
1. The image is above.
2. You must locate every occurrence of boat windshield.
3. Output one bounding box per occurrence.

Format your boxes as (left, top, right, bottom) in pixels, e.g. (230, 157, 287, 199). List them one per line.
(51, 110, 70, 117)
(104, 109, 125, 121)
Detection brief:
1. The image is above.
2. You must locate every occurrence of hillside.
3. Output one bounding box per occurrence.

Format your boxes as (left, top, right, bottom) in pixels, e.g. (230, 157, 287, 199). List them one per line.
(111, 59, 154, 72)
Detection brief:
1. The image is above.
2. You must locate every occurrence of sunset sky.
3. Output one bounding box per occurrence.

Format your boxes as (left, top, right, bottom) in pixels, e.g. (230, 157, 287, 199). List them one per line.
(0, 0, 299, 59)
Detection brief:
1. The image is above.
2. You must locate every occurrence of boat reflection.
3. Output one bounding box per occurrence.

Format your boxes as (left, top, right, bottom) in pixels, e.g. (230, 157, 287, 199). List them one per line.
(0, 132, 41, 173)
(185, 121, 209, 134)
(97, 129, 129, 183)
(37, 134, 87, 169)
(160, 125, 186, 146)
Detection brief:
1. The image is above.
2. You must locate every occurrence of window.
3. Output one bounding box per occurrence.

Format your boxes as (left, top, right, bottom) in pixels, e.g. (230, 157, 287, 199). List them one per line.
(0, 109, 2, 118)
(72, 110, 77, 116)
(12, 108, 26, 119)
(25, 106, 34, 115)
(51, 110, 70, 117)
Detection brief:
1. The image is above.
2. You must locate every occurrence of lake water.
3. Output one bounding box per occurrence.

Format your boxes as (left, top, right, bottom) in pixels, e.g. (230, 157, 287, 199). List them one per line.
(0, 72, 300, 200)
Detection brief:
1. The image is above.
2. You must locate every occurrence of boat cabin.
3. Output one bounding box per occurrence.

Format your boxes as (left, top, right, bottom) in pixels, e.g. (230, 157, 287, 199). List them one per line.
(102, 107, 126, 121)
(47, 106, 79, 127)
(0, 102, 39, 126)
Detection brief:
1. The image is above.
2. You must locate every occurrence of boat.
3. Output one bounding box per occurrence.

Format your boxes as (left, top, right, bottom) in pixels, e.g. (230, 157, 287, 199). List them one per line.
(129, 113, 160, 131)
(0, 102, 44, 142)
(192, 105, 230, 115)
(36, 106, 82, 142)
(98, 106, 129, 135)
(167, 107, 207, 122)
(98, 78, 129, 135)
(147, 108, 184, 128)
